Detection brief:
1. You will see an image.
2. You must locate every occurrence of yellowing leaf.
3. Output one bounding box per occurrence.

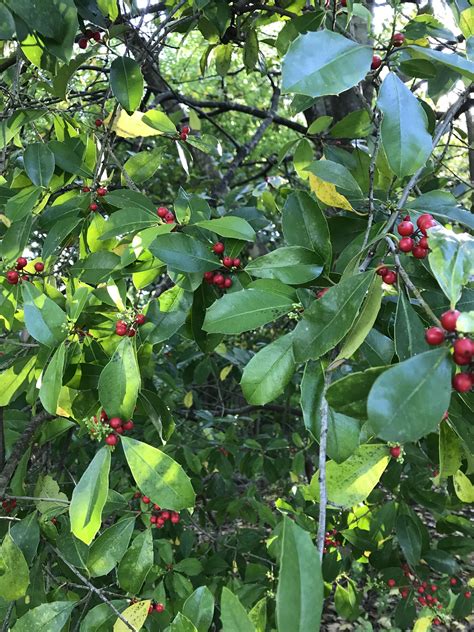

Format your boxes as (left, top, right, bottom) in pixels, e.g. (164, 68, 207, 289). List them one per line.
(184, 391, 193, 408)
(0, 213, 11, 227)
(114, 599, 151, 632)
(453, 469, 474, 503)
(460, 7, 474, 38)
(105, 109, 164, 139)
(220, 365, 233, 381)
(413, 616, 433, 632)
(309, 173, 353, 211)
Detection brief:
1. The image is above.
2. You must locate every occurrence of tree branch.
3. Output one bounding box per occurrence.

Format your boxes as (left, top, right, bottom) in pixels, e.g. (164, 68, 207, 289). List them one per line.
(316, 370, 331, 560)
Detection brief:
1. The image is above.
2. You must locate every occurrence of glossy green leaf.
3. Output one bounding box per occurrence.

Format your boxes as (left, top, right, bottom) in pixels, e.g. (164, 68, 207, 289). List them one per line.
(326, 367, 386, 419)
(150, 233, 219, 273)
(100, 208, 157, 240)
(170, 614, 198, 632)
(43, 214, 83, 260)
(144, 286, 192, 344)
(79, 601, 128, 632)
(367, 349, 452, 442)
(282, 191, 331, 265)
(276, 516, 323, 632)
(0, 533, 30, 601)
(394, 291, 429, 360)
(409, 45, 474, 81)
(309, 444, 390, 508)
(22, 282, 67, 347)
(5, 186, 41, 222)
(221, 587, 255, 632)
(241, 333, 295, 405)
(121, 436, 195, 510)
(10, 512, 40, 565)
(330, 110, 372, 139)
(203, 286, 294, 334)
(0, 356, 36, 406)
(428, 226, 474, 308)
(110, 57, 144, 113)
(142, 109, 177, 133)
(123, 147, 164, 183)
(282, 30, 372, 97)
(245, 246, 323, 284)
(118, 528, 153, 594)
(0, 214, 33, 262)
(300, 360, 325, 439)
(39, 343, 66, 414)
(453, 469, 474, 503)
(334, 579, 361, 621)
(293, 272, 374, 362)
(306, 160, 363, 199)
(378, 72, 432, 177)
(69, 447, 111, 545)
(87, 516, 135, 577)
(439, 422, 462, 479)
(195, 217, 255, 241)
(98, 338, 141, 420)
(12, 601, 75, 632)
(396, 515, 422, 567)
(23, 142, 55, 187)
(325, 409, 361, 463)
(249, 599, 266, 632)
(183, 586, 215, 632)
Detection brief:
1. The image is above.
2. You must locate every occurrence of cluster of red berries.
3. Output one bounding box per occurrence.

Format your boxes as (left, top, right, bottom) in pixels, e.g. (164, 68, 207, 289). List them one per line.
(397, 213, 436, 259)
(425, 310, 473, 392)
(5, 257, 45, 285)
(81, 185, 107, 212)
(376, 266, 397, 285)
(1, 498, 16, 513)
(132, 492, 181, 528)
(88, 410, 134, 445)
(323, 529, 342, 554)
(148, 602, 165, 615)
(370, 33, 404, 72)
(115, 313, 146, 337)
(156, 206, 176, 224)
(78, 29, 101, 49)
(203, 242, 240, 290)
(179, 125, 190, 141)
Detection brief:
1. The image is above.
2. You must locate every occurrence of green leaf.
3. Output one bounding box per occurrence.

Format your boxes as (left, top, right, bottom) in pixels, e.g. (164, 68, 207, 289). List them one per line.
(5, 186, 41, 222)
(142, 109, 177, 133)
(243, 28, 259, 71)
(309, 444, 390, 508)
(0, 533, 30, 601)
(12, 601, 76, 632)
(0, 214, 33, 262)
(183, 586, 215, 632)
(334, 579, 361, 621)
(306, 160, 363, 200)
(367, 349, 452, 442)
(456, 310, 474, 333)
(396, 515, 422, 567)
(439, 421, 462, 479)
(377, 72, 432, 177)
(170, 614, 198, 632)
(98, 338, 141, 420)
(249, 599, 266, 632)
(282, 30, 372, 97)
(110, 57, 144, 113)
(149, 233, 219, 273)
(79, 601, 129, 632)
(330, 110, 372, 139)
(326, 367, 386, 419)
(39, 343, 66, 414)
(307, 116, 333, 134)
(117, 528, 153, 594)
(241, 333, 295, 405)
(69, 447, 111, 545)
(409, 45, 474, 81)
(123, 147, 164, 183)
(97, 0, 119, 20)
(43, 214, 83, 260)
(100, 208, 157, 240)
(144, 286, 193, 345)
(121, 436, 195, 510)
(300, 360, 324, 439)
(203, 286, 294, 334)
(282, 191, 331, 265)
(293, 272, 374, 362)
(23, 143, 55, 187)
(453, 469, 474, 503)
(428, 226, 474, 308)
(221, 587, 255, 632)
(215, 43, 232, 76)
(22, 282, 67, 347)
(245, 246, 323, 284)
(10, 512, 40, 565)
(276, 516, 323, 632)
(87, 516, 135, 577)
(195, 217, 255, 241)
(0, 356, 36, 406)
(325, 409, 361, 463)
(394, 291, 429, 360)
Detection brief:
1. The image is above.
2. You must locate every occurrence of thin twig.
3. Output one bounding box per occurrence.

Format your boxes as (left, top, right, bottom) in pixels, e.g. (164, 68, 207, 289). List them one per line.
(361, 113, 382, 251)
(316, 369, 331, 560)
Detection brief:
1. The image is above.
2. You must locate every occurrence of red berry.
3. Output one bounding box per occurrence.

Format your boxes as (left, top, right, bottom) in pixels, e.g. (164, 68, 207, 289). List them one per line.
(181, 126, 190, 134)
(232, 257, 241, 267)
(382, 270, 397, 285)
(420, 219, 436, 235)
(157, 206, 168, 218)
(223, 256, 233, 268)
(115, 426, 124, 435)
(164, 212, 175, 223)
(95, 118, 103, 127)
(452, 373, 471, 392)
(150, 515, 157, 524)
(97, 187, 107, 196)
(390, 446, 401, 458)
(212, 242, 225, 254)
(92, 31, 101, 42)
(387, 579, 396, 588)
(418, 597, 426, 605)
(418, 586, 425, 594)
(399, 237, 414, 252)
(397, 220, 414, 236)
(433, 618, 441, 625)
(115, 320, 128, 336)
(400, 589, 409, 599)
(89, 203, 98, 211)
(412, 245, 428, 259)
(148, 605, 154, 614)
(453, 338, 473, 360)
(418, 236, 429, 249)
(16, 257, 27, 269)
(6, 270, 19, 285)
(161, 510, 170, 520)
(392, 32, 405, 47)
(100, 410, 108, 421)
(224, 277, 233, 288)
(123, 420, 134, 431)
(213, 273, 224, 286)
(109, 417, 122, 429)
(453, 352, 471, 366)
(180, 132, 188, 140)
(376, 266, 388, 276)
(82, 186, 91, 193)
(128, 328, 136, 337)
(156, 518, 165, 528)
(341, 0, 347, 6)
(450, 578, 457, 586)
(78, 37, 88, 49)
(105, 434, 118, 446)
(135, 313, 146, 326)
(440, 310, 460, 332)
(171, 512, 180, 524)
(133, 491, 141, 498)
(203, 271, 214, 283)
(425, 327, 445, 346)
(153, 504, 161, 511)
(465, 591, 472, 598)
(142, 496, 150, 504)
(371, 55, 382, 70)
(416, 213, 433, 228)
(155, 603, 165, 613)
(34, 261, 44, 272)
(316, 287, 329, 299)
(21, 275, 29, 282)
